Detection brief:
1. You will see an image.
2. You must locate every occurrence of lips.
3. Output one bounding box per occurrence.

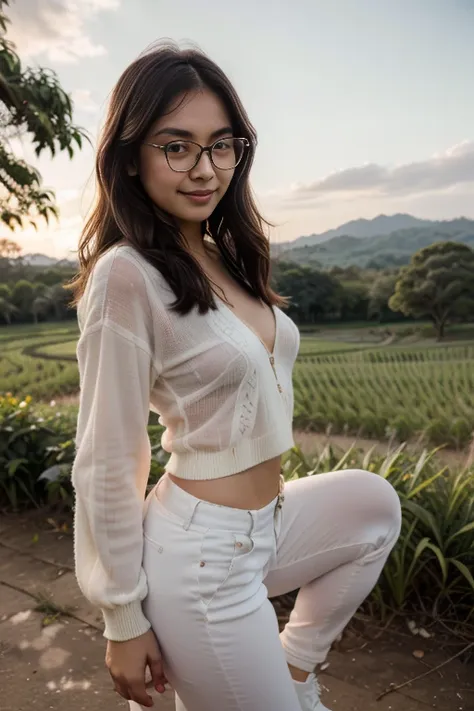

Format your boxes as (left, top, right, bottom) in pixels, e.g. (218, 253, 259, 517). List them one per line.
(180, 190, 216, 196)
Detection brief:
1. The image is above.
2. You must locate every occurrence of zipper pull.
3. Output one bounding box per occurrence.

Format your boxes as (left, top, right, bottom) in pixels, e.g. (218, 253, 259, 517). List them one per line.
(268, 355, 283, 393)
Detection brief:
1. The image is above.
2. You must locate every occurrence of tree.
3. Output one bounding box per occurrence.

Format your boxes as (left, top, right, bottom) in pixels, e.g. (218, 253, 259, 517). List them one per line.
(272, 261, 341, 324)
(368, 273, 399, 321)
(389, 242, 474, 340)
(0, 0, 87, 229)
(0, 280, 15, 323)
(31, 283, 70, 322)
(10, 277, 34, 319)
(0, 236, 20, 257)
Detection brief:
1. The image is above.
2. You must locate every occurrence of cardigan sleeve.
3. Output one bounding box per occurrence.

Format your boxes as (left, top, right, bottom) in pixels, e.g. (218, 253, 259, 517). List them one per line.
(72, 251, 161, 641)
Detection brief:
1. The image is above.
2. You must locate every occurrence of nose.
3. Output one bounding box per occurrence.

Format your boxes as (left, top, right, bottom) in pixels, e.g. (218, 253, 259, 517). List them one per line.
(189, 149, 215, 180)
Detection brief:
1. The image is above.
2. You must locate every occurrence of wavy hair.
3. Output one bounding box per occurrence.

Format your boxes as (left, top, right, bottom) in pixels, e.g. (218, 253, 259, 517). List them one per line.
(68, 41, 287, 314)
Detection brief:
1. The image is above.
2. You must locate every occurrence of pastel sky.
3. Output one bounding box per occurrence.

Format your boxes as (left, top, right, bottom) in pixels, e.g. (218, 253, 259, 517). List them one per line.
(6, 0, 474, 258)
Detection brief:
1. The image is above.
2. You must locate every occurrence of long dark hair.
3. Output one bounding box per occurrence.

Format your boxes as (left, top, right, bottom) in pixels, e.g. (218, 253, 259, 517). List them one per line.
(68, 41, 287, 314)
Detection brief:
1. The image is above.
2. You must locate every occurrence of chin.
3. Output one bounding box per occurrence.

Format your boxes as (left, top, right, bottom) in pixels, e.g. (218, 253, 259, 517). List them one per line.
(180, 204, 219, 222)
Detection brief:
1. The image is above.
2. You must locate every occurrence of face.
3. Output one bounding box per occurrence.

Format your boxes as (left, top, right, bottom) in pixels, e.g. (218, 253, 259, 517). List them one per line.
(136, 88, 237, 229)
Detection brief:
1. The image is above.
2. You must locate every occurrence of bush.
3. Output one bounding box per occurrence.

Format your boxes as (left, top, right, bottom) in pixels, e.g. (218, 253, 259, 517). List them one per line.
(0, 394, 76, 510)
(0, 397, 167, 511)
(283, 443, 474, 625)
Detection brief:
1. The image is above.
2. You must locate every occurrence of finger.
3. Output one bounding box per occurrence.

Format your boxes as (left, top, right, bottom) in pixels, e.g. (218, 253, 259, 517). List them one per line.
(113, 681, 130, 701)
(149, 658, 168, 694)
(128, 681, 153, 708)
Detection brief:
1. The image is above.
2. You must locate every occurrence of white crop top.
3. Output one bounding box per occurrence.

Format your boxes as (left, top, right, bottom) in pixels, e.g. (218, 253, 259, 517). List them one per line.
(71, 244, 300, 640)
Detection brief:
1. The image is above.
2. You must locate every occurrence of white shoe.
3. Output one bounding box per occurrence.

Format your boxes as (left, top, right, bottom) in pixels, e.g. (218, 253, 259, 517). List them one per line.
(293, 673, 331, 711)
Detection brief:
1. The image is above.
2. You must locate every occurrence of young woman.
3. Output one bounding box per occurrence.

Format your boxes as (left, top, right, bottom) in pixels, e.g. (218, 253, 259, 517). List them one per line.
(70, 43, 402, 711)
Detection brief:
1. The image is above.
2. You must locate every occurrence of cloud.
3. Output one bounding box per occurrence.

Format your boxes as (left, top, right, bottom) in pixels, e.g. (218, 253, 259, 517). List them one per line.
(6, 0, 120, 63)
(71, 89, 99, 114)
(274, 141, 474, 208)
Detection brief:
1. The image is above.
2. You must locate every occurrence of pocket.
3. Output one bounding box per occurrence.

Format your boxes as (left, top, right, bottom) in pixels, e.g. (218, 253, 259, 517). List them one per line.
(198, 529, 254, 607)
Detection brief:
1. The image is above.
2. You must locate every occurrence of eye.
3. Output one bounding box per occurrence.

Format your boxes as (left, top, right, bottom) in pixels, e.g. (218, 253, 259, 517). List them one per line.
(166, 141, 190, 154)
(213, 138, 233, 151)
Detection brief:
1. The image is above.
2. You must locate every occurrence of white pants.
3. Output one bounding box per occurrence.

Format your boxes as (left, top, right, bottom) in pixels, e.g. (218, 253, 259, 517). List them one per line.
(133, 469, 401, 711)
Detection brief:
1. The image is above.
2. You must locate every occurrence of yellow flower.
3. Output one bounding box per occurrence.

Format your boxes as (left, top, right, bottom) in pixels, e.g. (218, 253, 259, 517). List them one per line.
(25, 395, 32, 404)
(11, 397, 18, 406)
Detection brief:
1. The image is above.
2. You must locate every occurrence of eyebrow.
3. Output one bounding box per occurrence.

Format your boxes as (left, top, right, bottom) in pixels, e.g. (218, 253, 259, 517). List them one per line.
(151, 126, 234, 140)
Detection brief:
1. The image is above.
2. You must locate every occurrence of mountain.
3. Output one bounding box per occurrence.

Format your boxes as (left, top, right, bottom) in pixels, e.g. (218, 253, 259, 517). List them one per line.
(277, 217, 474, 269)
(17, 254, 77, 268)
(22, 253, 59, 267)
(272, 213, 433, 253)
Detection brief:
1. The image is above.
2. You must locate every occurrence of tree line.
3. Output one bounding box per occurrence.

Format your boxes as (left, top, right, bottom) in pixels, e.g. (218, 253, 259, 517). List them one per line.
(0, 239, 76, 324)
(273, 241, 474, 339)
(3, 238, 474, 339)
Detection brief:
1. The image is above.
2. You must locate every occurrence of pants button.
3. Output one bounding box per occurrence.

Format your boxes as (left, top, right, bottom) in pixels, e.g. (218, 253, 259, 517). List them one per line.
(236, 541, 243, 548)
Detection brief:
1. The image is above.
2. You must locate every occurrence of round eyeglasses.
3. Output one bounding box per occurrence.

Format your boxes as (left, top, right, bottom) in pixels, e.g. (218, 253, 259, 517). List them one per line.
(143, 137, 250, 173)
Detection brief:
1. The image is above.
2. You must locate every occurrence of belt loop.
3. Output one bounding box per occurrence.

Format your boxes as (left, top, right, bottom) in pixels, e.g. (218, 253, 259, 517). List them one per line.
(183, 500, 200, 530)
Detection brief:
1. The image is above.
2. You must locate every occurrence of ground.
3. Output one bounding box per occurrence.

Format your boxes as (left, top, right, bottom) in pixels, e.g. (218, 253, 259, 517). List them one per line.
(1, 510, 472, 711)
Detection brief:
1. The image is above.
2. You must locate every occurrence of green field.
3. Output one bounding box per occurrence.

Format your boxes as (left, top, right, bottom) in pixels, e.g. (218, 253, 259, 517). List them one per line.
(1, 321, 474, 447)
(0, 322, 80, 400)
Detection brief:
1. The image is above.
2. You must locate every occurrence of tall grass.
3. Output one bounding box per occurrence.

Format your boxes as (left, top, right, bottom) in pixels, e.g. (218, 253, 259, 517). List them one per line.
(283, 443, 474, 627)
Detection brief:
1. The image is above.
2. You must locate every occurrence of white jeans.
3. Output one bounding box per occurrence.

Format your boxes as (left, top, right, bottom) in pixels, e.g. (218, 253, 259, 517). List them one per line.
(132, 469, 401, 711)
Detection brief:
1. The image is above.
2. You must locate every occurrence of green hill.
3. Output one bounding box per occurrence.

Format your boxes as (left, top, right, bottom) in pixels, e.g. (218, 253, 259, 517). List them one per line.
(278, 218, 474, 268)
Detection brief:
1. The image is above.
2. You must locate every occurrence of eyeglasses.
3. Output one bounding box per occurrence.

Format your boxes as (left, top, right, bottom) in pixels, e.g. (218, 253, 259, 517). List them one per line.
(143, 137, 250, 173)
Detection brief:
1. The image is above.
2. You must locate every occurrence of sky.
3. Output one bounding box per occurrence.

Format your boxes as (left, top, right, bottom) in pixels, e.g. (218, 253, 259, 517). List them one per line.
(5, 0, 474, 258)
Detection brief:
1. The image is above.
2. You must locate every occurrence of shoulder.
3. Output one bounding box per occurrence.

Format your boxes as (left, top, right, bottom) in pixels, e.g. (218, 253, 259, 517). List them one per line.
(89, 243, 150, 286)
(78, 244, 164, 334)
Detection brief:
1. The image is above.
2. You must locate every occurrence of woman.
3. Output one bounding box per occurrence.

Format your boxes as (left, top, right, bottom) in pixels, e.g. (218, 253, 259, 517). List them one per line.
(70, 43, 401, 711)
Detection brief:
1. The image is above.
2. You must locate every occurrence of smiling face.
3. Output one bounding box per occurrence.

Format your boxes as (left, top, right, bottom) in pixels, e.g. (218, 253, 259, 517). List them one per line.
(137, 88, 238, 231)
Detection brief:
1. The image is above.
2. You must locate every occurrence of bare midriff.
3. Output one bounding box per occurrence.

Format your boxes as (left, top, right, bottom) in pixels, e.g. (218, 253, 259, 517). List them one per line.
(168, 455, 282, 510)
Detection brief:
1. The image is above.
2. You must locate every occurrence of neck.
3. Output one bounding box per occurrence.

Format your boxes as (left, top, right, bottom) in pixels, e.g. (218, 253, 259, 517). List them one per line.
(179, 219, 209, 258)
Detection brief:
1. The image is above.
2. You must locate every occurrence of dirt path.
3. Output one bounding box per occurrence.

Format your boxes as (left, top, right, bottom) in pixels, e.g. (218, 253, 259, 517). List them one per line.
(293, 430, 473, 468)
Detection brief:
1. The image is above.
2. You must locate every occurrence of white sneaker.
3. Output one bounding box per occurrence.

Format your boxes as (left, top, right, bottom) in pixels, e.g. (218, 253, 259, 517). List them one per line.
(293, 673, 331, 711)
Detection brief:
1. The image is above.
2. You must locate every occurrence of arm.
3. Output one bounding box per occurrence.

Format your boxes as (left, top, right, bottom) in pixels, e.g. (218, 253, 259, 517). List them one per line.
(72, 253, 161, 641)
(72, 255, 168, 706)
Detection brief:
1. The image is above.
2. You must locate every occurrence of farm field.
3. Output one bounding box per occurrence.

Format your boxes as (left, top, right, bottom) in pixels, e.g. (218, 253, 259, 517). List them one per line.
(1, 321, 474, 448)
(0, 322, 80, 401)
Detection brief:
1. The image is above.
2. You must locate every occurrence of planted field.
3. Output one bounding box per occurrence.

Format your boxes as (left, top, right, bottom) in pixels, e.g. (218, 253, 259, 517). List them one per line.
(2, 322, 474, 447)
(294, 340, 474, 447)
(0, 323, 80, 400)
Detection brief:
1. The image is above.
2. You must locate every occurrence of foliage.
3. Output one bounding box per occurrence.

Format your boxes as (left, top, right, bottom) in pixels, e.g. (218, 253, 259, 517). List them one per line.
(0, 267, 74, 324)
(283, 443, 474, 624)
(389, 241, 474, 340)
(368, 273, 398, 321)
(0, 0, 87, 229)
(0, 236, 20, 257)
(0, 393, 76, 510)
(272, 260, 373, 324)
(0, 396, 166, 511)
(294, 341, 474, 448)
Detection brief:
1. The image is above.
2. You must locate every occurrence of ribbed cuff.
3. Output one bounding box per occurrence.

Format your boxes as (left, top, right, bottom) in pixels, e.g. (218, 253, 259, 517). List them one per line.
(101, 600, 151, 641)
